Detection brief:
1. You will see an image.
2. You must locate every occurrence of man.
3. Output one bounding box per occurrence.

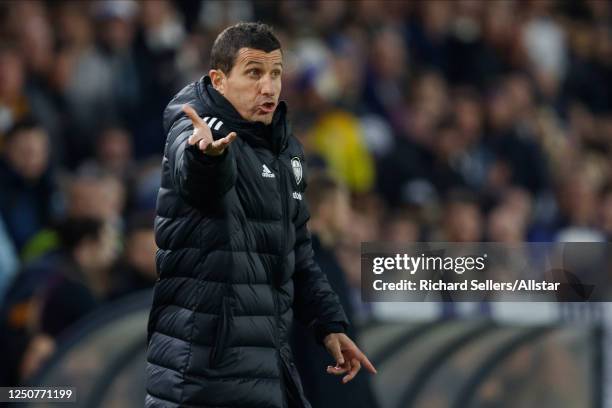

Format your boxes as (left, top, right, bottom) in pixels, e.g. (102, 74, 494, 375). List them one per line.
(39, 217, 119, 337)
(145, 22, 376, 408)
(290, 172, 379, 408)
(0, 217, 118, 386)
(0, 118, 55, 252)
(108, 213, 157, 299)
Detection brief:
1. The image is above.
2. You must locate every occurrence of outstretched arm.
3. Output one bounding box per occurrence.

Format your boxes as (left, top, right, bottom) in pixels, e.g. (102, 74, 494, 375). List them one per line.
(168, 104, 237, 207)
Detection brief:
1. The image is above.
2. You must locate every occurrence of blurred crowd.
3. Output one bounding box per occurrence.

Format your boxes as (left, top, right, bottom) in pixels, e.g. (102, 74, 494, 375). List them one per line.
(0, 0, 611, 388)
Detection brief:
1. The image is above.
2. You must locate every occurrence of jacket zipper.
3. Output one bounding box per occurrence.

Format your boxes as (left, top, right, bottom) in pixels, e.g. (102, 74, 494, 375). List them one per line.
(274, 155, 289, 408)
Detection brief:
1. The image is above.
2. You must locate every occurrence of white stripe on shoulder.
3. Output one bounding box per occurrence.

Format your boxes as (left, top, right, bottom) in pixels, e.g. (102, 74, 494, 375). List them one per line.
(214, 120, 223, 131)
(208, 117, 218, 128)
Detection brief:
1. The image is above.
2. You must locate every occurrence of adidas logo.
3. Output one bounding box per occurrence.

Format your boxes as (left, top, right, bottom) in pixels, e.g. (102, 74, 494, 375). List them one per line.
(203, 116, 224, 131)
(262, 164, 275, 178)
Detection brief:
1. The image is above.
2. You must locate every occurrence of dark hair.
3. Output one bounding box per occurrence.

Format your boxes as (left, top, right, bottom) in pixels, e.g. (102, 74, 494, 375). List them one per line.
(306, 171, 347, 213)
(56, 217, 104, 251)
(125, 212, 154, 236)
(210, 22, 281, 74)
(444, 188, 479, 208)
(4, 116, 43, 144)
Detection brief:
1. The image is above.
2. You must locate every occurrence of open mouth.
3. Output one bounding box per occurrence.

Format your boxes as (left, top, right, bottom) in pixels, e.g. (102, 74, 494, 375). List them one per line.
(259, 102, 276, 113)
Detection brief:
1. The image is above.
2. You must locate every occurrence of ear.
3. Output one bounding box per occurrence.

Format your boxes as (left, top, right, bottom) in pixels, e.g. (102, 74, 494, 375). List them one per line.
(209, 69, 226, 95)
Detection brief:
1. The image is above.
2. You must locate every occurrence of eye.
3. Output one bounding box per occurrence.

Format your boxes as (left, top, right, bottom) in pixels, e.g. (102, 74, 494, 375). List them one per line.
(247, 68, 260, 78)
(271, 70, 282, 78)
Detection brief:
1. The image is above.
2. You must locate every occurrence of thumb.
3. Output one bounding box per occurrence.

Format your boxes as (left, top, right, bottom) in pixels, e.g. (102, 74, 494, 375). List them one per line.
(327, 338, 344, 366)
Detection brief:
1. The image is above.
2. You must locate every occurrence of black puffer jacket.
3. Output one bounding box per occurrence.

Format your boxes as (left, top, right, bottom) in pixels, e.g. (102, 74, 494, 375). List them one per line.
(145, 76, 349, 408)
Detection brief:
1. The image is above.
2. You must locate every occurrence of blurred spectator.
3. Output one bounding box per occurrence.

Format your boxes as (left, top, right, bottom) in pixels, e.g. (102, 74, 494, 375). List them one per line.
(364, 27, 409, 126)
(78, 125, 134, 179)
(38, 217, 119, 338)
(291, 172, 379, 408)
(18, 332, 55, 382)
(128, 157, 162, 213)
(0, 118, 56, 252)
(0, 217, 118, 386)
(522, 1, 568, 99)
(377, 70, 453, 205)
(556, 166, 600, 228)
(66, 170, 126, 226)
(434, 190, 483, 242)
(452, 88, 490, 190)
(487, 204, 527, 243)
(108, 212, 156, 299)
(132, 0, 187, 158)
(382, 209, 421, 243)
(57, 0, 141, 165)
(0, 45, 26, 135)
(308, 110, 376, 193)
(484, 74, 550, 195)
(0, 40, 60, 147)
(0, 3, 63, 162)
(198, 0, 254, 33)
(337, 193, 381, 322)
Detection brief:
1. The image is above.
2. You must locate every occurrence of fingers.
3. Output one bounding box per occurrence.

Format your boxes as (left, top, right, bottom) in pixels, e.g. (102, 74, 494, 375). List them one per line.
(342, 358, 361, 384)
(325, 335, 378, 381)
(198, 138, 210, 151)
(187, 132, 211, 150)
(210, 132, 237, 151)
(326, 362, 349, 376)
(325, 336, 350, 377)
(356, 349, 377, 374)
(188, 133, 206, 146)
(182, 104, 205, 128)
(337, 334, 377, 375)
(184, 105, 210, 148)
(186, 122, 235, 158)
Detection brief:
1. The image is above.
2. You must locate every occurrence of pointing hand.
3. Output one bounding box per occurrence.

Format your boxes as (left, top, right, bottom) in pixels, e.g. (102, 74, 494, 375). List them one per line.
(183, 104, 237, 156)
(324, 333, 377, 384)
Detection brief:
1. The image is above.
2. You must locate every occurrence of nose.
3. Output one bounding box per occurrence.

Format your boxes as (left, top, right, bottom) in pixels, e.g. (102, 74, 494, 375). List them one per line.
(260, 75, 275, 97)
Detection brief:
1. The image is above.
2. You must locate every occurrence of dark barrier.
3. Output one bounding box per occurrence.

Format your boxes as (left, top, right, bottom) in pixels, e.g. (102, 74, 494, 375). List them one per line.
(18, 291, 601, 408)
(21, 290, 152, 408)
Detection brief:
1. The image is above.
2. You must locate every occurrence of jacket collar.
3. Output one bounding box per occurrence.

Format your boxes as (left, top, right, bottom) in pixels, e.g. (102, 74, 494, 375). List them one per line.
(197, 76, 289, 154)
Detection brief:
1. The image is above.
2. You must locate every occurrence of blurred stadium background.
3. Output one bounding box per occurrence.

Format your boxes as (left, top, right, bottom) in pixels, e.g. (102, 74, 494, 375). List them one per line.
(0, 0, 611, 407)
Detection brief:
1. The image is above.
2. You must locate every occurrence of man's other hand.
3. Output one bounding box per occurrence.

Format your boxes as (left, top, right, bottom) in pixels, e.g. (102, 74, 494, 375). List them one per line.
(323, 332, 377, 384)
(183, 104, 237, 156)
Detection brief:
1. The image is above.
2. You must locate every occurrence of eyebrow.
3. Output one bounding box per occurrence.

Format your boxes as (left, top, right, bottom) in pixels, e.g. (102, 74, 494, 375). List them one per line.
(244, 60, 283, 68)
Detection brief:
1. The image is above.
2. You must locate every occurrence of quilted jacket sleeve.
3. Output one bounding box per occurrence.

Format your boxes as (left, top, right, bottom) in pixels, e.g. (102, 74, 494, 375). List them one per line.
(166, 115, 237, 208)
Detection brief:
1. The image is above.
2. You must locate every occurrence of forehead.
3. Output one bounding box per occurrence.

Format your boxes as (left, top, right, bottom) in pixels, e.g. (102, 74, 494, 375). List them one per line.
(10, 128, 47, 144)
(234, 47, 282, 67)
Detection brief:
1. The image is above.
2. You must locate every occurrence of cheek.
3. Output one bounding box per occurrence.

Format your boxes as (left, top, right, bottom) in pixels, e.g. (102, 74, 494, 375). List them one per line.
(275, 80, 282, 95)
(228, 82, 258, 110)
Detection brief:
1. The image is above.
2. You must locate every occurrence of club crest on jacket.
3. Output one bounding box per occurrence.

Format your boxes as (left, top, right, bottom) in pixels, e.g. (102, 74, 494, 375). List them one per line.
(291, 157, 302, 185)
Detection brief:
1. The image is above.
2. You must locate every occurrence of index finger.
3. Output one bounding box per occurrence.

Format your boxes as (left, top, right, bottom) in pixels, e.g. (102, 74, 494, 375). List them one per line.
(182, 104, 205, 128)
(356, 349, 377, 374)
